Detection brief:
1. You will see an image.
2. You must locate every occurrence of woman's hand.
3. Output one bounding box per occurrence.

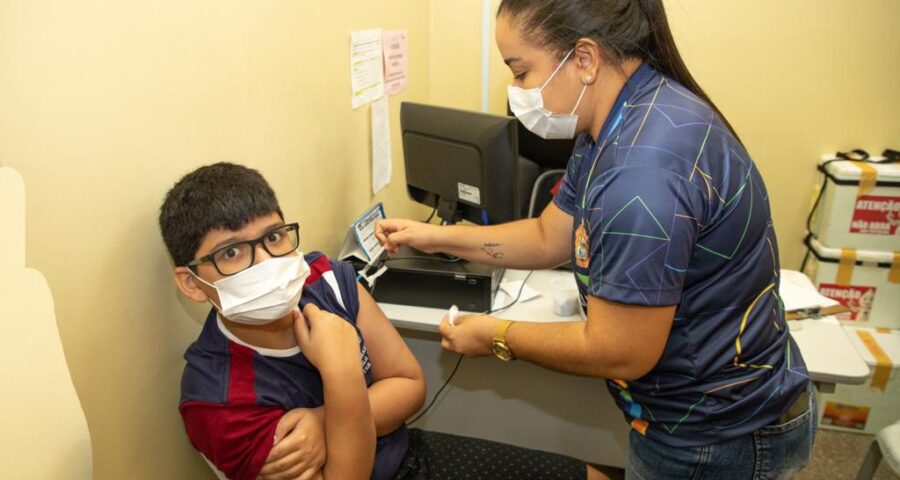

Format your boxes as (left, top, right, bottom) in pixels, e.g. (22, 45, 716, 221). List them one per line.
(437, 313, 500, 357)
(374, 218, 441, 254)
(293, 305, 360, 374)
(258, 407, 325, 480)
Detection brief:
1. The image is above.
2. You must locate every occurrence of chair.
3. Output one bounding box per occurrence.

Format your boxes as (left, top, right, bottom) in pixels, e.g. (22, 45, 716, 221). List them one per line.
(856, 420, 900, 479)
(528, 168, 566, 218)
(0, 167, 93, 478)
(203, 455, 230, 480)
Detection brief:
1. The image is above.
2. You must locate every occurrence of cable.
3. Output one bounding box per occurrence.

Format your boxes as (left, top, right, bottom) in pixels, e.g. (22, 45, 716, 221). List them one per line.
(382, 255, 463, 264)
(801, 162, 833, 272)
(801, 152, 891, 271)
(406, 354, 463, 426)
(487, 270, 535, 315)
(405, 269, 534, 426)
(424, 203, 438, 223)
(883, 149, 900, 162)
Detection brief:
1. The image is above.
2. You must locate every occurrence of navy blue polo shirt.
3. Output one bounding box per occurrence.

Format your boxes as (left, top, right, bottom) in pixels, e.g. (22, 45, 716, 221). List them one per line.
(554, 64, 809, 447)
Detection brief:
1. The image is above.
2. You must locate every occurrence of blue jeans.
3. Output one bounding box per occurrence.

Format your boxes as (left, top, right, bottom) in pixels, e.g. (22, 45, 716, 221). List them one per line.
(626, 386, 817, 480)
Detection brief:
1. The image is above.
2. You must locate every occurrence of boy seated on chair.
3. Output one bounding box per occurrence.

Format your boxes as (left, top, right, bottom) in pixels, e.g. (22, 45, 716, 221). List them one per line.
(159, 162, 604, 480)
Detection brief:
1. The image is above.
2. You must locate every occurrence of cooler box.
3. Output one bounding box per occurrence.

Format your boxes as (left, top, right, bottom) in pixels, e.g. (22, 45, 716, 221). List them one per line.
(818, 326, 899, 434)
(811, 156, 900, 252)
(804, 236, 900, 329)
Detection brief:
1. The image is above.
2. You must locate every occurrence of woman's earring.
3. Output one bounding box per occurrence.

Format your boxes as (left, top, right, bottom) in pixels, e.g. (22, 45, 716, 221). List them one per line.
(584, 75, 592, 83)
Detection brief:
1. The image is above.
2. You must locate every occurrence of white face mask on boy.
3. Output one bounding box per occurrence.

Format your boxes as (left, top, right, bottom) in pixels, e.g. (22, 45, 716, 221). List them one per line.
(191, 253, 310, 325)
(507, 48, 588, 140)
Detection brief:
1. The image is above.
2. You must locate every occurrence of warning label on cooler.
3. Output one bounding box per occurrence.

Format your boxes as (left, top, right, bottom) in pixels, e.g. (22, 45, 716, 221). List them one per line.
(818, 283, 877, 322)
(849, 195, 900, 235)
(821, 401, 869, 430)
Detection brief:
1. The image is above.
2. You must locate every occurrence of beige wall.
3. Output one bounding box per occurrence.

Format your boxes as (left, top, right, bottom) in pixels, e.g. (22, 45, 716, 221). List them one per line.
(428, 0, 484, 110)
(664, 0, 900, 266)
(2, 1, 898, 478)
(485, 0, 900, 267)
(0, 1, 430, 478)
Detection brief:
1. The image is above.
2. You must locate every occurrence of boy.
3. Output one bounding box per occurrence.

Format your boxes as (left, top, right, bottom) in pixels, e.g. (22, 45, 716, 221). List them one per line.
(159, 163, 602, 480)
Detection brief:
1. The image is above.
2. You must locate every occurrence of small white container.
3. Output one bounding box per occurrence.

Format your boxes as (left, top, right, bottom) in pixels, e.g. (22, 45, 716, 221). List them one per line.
(818, 326, 900, 435)
(803, 236, 899, 329)
(811, 156, 900, 252)
(551, 277, 579, 317)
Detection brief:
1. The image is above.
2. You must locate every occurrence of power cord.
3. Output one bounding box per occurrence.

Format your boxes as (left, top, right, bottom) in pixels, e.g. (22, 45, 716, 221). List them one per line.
(406, 270, 535, 426)
(382, 255, 463, 264)
(424, 203, 438, 223)
(405, 354, 463, 426)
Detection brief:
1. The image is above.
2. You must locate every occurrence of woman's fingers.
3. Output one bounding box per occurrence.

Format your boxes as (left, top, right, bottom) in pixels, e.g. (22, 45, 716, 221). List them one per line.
(375, 219, 401, 251)
(375, 218, 422, 253)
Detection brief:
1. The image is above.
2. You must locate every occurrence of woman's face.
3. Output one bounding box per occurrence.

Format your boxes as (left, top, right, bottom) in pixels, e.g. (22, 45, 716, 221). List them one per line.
(496, 13, 588, 120)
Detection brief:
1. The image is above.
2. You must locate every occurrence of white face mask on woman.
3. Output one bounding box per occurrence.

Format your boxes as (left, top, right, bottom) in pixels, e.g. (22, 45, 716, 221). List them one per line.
(191, 254, 310, 325)
(507, 49, 587, 140)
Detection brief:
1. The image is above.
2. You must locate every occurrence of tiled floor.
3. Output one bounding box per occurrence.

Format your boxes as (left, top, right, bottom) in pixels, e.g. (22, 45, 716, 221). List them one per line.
(797, 429, 897, 480)
(593, 429, 898, 479)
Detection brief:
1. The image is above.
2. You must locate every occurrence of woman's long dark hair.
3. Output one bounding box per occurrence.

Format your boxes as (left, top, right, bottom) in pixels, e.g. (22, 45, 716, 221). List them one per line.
(498, 0, 740, 141)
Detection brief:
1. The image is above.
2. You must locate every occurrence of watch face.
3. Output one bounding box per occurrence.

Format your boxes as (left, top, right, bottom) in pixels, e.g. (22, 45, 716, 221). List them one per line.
(492, 341, 514, 361)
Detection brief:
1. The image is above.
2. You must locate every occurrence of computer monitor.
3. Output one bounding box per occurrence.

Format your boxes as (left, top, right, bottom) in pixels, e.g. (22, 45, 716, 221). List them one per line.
(400, 102, 523, 225)
(507, 102, 577, 171)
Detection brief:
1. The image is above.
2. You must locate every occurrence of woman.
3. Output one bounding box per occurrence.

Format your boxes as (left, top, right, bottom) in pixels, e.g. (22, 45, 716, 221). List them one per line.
(376, 1, 816, 478)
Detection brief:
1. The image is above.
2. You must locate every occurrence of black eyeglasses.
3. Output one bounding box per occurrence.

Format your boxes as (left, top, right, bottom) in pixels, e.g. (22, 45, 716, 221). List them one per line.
(187, 223, 300, 276)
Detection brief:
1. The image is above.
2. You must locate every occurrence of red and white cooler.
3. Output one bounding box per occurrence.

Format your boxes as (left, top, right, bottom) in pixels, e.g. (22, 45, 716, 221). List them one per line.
(804, 236, 899, 329)
(811, 156, 900, 251)
(818, 326, 899, 434)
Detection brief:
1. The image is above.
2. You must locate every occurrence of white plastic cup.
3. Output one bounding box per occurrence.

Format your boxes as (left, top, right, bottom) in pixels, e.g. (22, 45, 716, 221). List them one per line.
(551, 277, 579, 317)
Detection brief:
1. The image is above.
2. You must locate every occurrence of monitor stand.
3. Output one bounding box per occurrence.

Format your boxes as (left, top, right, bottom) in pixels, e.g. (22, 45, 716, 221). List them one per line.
(350, 245, 503, 313)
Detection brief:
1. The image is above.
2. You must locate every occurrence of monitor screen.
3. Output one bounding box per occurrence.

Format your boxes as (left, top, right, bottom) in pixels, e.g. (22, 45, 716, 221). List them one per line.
(507, 102, 576, 170)
(400, 102, 521, 225)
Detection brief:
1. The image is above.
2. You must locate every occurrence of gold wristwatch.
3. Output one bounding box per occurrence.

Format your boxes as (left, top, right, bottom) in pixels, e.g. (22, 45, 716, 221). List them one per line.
(491, 320, 516, 361)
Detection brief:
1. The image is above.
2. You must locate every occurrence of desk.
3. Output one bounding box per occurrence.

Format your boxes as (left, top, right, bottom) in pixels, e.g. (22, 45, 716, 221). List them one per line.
(381, 269, 583, 331)
(787, 316, 871, 392)
(381, 269, 870, 468)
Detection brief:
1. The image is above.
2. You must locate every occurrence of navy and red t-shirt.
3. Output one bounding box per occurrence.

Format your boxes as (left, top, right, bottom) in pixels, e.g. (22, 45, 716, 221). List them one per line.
(179, 252, 408, 480)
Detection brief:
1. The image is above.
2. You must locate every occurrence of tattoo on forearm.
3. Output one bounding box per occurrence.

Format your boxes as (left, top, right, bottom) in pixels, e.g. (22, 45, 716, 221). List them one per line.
(481, 242, 504, 260)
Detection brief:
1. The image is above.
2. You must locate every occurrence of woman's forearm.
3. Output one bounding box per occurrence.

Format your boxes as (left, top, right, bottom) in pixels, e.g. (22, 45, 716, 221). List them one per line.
(435, 218, 568, 269)
(504, 320, 626, 378)
(504, 296, 675, 381)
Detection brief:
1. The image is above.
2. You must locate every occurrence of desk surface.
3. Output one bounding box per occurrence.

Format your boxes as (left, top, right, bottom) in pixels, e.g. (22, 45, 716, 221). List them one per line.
(381, 269, 871, 386)
(788, 316, 870, 385)
(380, 269, 582, 331)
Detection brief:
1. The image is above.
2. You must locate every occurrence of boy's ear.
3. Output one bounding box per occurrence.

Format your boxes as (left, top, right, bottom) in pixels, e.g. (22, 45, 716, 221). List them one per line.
(174, 267, 210, 303)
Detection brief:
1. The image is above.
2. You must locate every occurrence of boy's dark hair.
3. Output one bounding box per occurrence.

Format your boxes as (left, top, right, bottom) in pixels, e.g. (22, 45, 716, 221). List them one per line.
(159, 162, 283, 267)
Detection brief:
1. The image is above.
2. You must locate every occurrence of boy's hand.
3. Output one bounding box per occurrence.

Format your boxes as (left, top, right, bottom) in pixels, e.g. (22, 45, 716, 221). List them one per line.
(293, 305, 360, 373)
(258, 407, 325, 480)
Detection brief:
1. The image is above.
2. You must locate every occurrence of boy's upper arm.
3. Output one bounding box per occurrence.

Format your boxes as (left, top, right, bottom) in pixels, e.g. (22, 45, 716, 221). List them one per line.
(181, 402, 284, 480)
(354, 282, 423, 383)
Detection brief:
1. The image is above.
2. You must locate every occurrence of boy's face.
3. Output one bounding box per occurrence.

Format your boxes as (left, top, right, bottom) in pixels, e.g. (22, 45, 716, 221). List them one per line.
(173, 212, 298, 309)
